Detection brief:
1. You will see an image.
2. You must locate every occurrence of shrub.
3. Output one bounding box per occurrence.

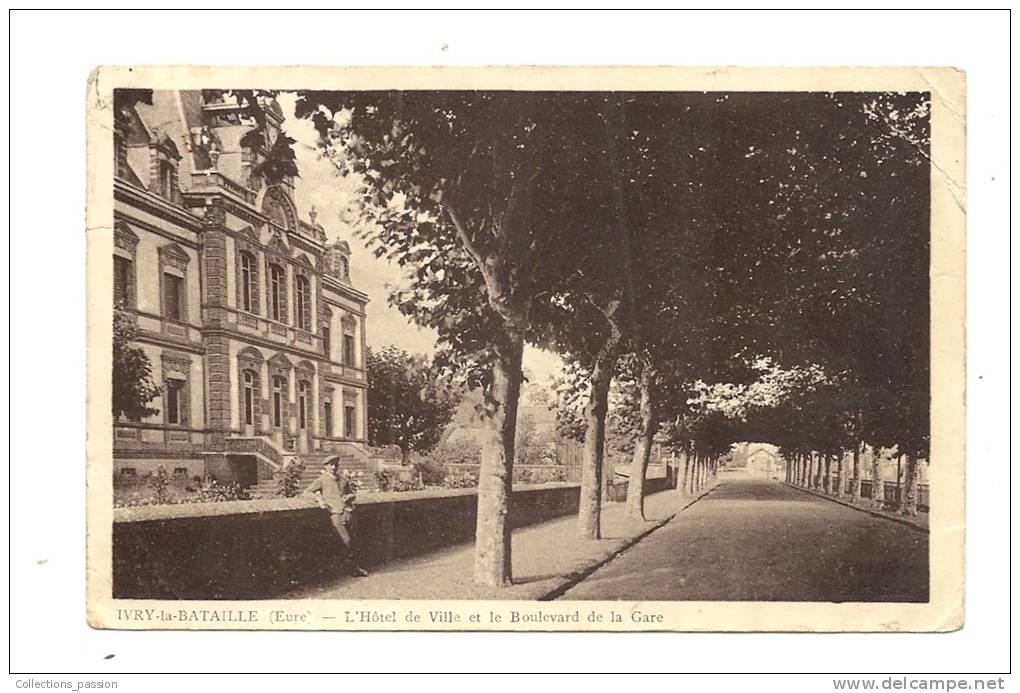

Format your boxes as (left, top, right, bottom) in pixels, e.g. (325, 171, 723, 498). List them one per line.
(375, 469, 398, 492)
(376, 470, 426, 493)
(442, 470, 479, 489)
(148, 465, 170, 505)
(514, 466, 567, 485)
(197, 478, 250, 503)
(433, 439, 482, 466)
(275, 460, 306, 498)
(413, 460, 446, 487)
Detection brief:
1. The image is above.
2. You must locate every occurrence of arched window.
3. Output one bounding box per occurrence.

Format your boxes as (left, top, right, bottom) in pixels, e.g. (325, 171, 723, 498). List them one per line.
(269, 264, 286, 322)
(272, 375, 287, 428)
(242, 370, 258, 426)
(297, 381, 311, 430)
(239, 251, 257, 313)
(295, 275, 311, 331)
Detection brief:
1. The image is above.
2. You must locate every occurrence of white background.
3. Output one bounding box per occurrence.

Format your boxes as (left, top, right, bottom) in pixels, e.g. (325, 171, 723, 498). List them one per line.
(6, 8, 1013, 685)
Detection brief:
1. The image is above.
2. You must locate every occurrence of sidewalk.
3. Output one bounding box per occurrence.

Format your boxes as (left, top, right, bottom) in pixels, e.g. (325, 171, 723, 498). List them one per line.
(785, 482, 929, 532)
(285, 481, 720, 601)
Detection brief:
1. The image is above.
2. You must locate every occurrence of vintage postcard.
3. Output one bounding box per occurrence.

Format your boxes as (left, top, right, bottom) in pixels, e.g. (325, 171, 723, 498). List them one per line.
(85, 65, 965, 632)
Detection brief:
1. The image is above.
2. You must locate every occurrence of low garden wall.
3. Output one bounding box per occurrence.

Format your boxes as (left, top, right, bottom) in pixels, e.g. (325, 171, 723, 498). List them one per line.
(608, 473, 673, 502)
(113, 482, 584, 599)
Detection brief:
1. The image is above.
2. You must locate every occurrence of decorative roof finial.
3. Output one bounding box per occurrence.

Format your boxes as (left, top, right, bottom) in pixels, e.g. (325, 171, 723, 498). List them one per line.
(309, 205, 318, 225)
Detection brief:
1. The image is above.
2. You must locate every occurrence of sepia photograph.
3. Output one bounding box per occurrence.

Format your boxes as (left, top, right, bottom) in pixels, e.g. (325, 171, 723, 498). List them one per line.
(84, 65, 965, 632)
(12, 5, 1018, 685)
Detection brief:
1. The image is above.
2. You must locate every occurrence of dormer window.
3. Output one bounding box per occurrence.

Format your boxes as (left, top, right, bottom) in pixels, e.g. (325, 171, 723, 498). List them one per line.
(150, 135, 182, 204)
(114, 131, 127, 179)
(160, 161, 175, 199)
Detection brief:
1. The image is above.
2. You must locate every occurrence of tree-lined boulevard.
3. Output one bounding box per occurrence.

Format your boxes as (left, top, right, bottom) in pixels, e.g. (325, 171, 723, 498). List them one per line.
(292, 89, 931, 588)
(114, 88, 933, 592)
(561, 473, 928, 603)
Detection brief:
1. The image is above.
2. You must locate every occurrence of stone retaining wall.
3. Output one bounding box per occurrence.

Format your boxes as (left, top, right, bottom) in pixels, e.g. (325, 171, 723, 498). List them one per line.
(112, 483, 583, 599)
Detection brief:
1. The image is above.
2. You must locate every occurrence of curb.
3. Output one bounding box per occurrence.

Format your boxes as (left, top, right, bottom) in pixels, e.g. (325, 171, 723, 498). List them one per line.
(784, 482, 929, 533)
(537, 480, 722, 601)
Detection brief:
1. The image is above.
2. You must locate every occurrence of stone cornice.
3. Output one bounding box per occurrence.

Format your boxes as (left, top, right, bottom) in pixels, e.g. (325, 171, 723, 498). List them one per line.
(114, 178, 203, 231)
(322, 276, 371, 305)
(113, 212, 201, 251)
(323, 372, 369, 389)
(199, 325, 350, 373)
(184, 189, 268, 227)
(132, 331, 205, 355)
(288, 229, 325, 255)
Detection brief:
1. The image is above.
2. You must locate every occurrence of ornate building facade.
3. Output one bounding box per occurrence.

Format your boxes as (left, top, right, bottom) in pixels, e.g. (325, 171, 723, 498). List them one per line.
(112, 90, 370, 489)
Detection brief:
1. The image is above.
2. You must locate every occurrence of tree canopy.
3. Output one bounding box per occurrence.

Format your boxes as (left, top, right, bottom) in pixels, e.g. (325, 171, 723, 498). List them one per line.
(366, 346, 461, 465)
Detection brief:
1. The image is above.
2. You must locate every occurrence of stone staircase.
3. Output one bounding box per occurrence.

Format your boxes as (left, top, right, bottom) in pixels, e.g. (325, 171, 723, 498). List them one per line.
(250, 450, 378, 497)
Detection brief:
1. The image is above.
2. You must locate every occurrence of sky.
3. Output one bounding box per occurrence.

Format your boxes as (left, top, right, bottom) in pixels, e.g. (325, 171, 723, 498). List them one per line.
(276, 93, 565, 389)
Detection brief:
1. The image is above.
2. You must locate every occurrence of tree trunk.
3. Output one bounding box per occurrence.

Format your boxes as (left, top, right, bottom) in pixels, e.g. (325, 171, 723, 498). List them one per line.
(896, 453, 903, 507)
(578, 331, 619, 539)
(472, 335, 525, 587)
(823, 454, 833, 494)
(899, 450, 920, 516)
(626, 363, 657, 520)
(400, 446, 411, 466)
(601, 446, 614, 503)
(834, 451, 845, 498)
(871, 448, 884, 508)
(850, 442, 862, 502)
(677, 449, 690, 498)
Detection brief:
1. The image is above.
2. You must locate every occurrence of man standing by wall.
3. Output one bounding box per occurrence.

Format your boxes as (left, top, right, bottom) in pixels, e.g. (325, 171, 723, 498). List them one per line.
(304, 457, 369, 577)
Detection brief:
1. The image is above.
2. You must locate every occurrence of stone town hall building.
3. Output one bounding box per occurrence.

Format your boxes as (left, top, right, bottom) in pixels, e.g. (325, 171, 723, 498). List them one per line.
(112, 90, 370, 489)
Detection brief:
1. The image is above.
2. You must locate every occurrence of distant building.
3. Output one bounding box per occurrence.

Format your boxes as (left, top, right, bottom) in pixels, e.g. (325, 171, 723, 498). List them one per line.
(112, 90, 370, 489)
(745, 446, 782, 479)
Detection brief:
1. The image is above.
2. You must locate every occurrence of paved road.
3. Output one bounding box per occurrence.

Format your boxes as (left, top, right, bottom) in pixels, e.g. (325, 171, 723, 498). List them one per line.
(559, 473, 928, 602)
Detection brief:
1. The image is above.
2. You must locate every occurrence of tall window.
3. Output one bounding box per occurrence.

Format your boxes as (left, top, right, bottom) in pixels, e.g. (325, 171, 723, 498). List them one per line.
(295, 276, 311, 330)
(272, 375, 286, 428)
(324, 400, 333, 437)
(166, 378, 185, 425)
(240, 251, 257, 313)
(269, 264, 285, 322)
(343, 333, 356, 366)
(114, 255, 132, 306)
(242, 370, 257, 426)
(163, 273, 183, 320)
(322, 325, 331, 358)
(297, 381, 310, 430)
(344, 404, 356, 439)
